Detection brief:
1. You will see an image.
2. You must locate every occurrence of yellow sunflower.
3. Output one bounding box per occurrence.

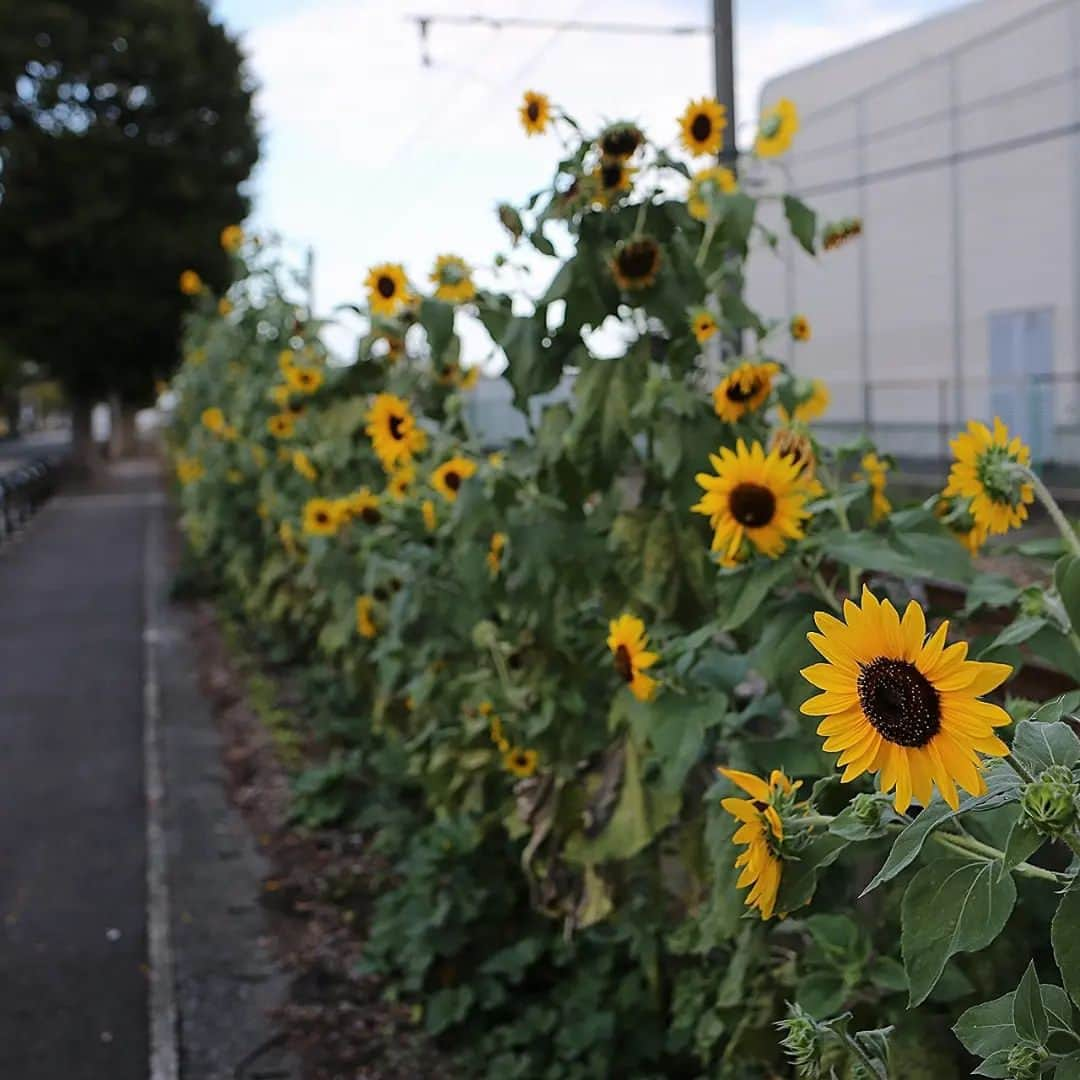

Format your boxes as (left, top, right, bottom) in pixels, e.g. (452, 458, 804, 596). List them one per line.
(278, 349, 297, 376)
(691, 308, 719, 345)
(201, 406, 226, 434)
(935, 495, 986, 556)
(519, 90, 551, 136)
(267, 413, 296, 439)
(269, 384, 291, 408)
(719, 767, 800, 920)
(487, 532, 507, 577)
(712, 360, 780, 423)
(386, 464, 415, 501)
(790, 314, 811, 342)
(292, 450, 318, 482)
(431, 456, 477, 502)
(598, 122, 644, 162)
(606, 614, 659, 702)
(179, 269, 202, 295)
(801, 588, 1013, 812)
(429, 254, 476, 304)
(356, 595, 378, 639)
(365, 263, 409, 317)
(286, 364, 324, 394)
(176, 456, 204, 485)
(678, 97, 727, 156)
(343, 487, 381, 525)
(302, 497, 340, 537)
(778, 379, 830, 424)
(771, 428, 825, 498)
(755, 98, 800, 158)
(365, 393, 426, 471)
(687, 166, 737, 222)
(692, 439, 811, 565)
(421, 498, 437, 533)
(591, 159, 636, 207)
(611, 236, 662, 291)
(856, 452, 892, 523)
(220, 224, 244, 253)
(249, 443, 267, 468)
(504, 747, 539, 778)
(943, 417, 1034, 537)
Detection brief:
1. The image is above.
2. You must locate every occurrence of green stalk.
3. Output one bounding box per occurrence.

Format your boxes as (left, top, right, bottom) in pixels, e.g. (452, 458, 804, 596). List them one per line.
(695, 219, 718, 269)
(1027, 468, 1080, 557)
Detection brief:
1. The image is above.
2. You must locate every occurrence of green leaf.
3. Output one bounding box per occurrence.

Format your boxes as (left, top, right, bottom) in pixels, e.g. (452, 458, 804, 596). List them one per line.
(1056, 1054, 1080, 1079)
(783, 195, 817, 255)
(1001, 817, 1044, 874)
(796, 970, 847, 1019)
(1013, 960, 1049, 1044)
(716, 553, 796, 632)
(987, 615, 1048, 649)
(1053, 881, 1080, 1008)
(954, 992, 1017, 1057)
(529, 227, 556, 257)
(1013, 719, 1080, 771)
(901, 858, 1017, 1006)
(1056, 554, 1080, 635)
(419, 297, 455, 361)
(773, 833, 849, 914)
(973, 1049, 1011, 1077)
(964, 574, 1024, 615)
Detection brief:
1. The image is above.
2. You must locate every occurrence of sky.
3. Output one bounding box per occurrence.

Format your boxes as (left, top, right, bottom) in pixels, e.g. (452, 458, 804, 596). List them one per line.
(208, 0, 966, 358)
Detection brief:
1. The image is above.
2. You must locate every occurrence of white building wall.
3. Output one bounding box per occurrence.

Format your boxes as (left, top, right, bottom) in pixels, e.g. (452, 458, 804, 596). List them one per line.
(745, 0, 1080, 463)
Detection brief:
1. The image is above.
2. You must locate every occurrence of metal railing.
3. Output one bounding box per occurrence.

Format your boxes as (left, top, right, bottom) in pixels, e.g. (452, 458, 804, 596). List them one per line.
(0, 457, 60, 540)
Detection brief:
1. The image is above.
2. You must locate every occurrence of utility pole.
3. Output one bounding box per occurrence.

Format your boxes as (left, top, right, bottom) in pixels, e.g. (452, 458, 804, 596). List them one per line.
(713, 0, 736, 168)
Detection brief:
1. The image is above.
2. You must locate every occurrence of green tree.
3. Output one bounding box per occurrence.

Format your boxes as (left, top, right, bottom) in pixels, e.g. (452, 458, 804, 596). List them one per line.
(0, 0, 258, 468)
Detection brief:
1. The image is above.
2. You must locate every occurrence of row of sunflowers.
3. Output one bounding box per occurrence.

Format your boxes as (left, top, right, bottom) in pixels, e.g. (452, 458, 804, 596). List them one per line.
(169, 91, 1080, 1078)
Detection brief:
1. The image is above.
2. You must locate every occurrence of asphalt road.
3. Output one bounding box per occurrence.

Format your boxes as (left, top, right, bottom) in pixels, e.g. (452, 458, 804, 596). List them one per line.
(0, 474, 155, 1078)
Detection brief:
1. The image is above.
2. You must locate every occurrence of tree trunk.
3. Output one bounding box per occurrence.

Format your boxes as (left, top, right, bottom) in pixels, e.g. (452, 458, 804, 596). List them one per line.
(109, 395, 140, 459)
(2, 393, 19, 439)
(70, 395, 102, 480)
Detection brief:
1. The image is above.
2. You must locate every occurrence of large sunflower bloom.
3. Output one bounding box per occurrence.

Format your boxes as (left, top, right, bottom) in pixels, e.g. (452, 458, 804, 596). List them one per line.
(678, 97, 727, 156)
(943, 417, 1034, 537)
(719, 768, 799, 920)
(606, 614, 659, 702)
(611, 236, 661, 291)
(687, 166, 736, 222)
(365, 393, 426, 471)
(431, 456, 477, 502)
(755, 98, 800, 158)
(302, 497, 341, 537)
(365, 263, 409, 317)
(693, 440, 811, 565)
(519, 90, 550, 136)
(430, 254, 476, 304)
(712, 360, 780, 423)
(801, 587, 1012, 812)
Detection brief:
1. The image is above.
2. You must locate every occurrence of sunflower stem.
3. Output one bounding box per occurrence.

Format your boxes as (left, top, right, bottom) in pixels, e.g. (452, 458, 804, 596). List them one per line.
(1027, 468, 1080, 557)
(820, 463, 860, 599)
(1005, 752, 1038, 786)
(634, 196, 649, 236)
(807, 564, 843, 615)
(695, 220, 718, 269)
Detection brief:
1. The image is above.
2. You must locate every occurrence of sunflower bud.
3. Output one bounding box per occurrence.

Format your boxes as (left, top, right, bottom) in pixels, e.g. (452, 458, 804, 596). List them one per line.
(777, 1007, 824, 1077)
(1021, 765, 1079, 835)
(851, 792, 884, 827)
(771, 427, 815, 476)
(497, 203, 523, 241)
(1019, 587, 1048, 618)
(471, 620, 499, 649)
(1006, 1041, 1048, 1078)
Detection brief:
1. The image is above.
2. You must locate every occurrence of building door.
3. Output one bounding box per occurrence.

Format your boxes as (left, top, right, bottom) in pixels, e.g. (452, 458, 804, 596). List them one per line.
(988, 309, 1054, 464)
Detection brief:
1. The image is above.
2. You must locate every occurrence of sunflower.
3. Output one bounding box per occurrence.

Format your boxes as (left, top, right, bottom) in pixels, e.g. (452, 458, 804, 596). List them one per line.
(678, 97, 727, 156)
(179, 269, 202, 295)
(302, 497, 340, 537)
(431, 456, 476, 502)
(176, 456, 204, 485)
(292, 450, 318, 482)
(606, 614, 659, 702)
(365, 393, 426, 470)
(943, 417, 1034, 537)
(343, 487, 381, 525)
(719, 768, 800, 920)
(286, 364, 324, 394)
(356, 595, 378, 639)
(376, 334, 406, 363)
(591, 159, 636, 207)
(267, 412, 296, 439)
(365, 263, 409, 317)
(487, 532, 507, 577)
(712, 360, 780, 423)
(220, 224, 244, 253)
(755, 98, 800, 158)
(692, 439, 811, 565)
(690, 308, 719, 345)
(278, 349, 297, 376)
(771, 428, 825, 497)
(790, 314, 811, 342)
(778, 379, 830, 424)
(249, 443, 267, 468)
(519, 90, 550, 136)
(801, 587, 1013, 812)
(611, 236, 661, 291)
(386, 464, 414, 501)
(421, 498, 437, 533)
(504, 747, 539, 778)
(935, 495, 986, 556)
(687, 166, 737, 222)
(856, 452, 891, 523)
(428, 254, 476, 304)
(598, 122, 644, 162)
(218, 298, 233, 317)
(201, 406, 226, 434)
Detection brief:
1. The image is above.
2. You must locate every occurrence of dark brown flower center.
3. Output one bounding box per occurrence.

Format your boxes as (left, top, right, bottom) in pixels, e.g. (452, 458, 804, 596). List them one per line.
(857, 657, 941, 747)
(388, 414, 405, 440)
(601, 127, 640, 158)
(377, 274, 396, 298)
(729, 483, 776, 528)
(691, 113, 712, 142)
(514, 752, 529, 768)
(315, 511, 330, 525)
(526, 101, 539, 122)
(361, 507, 380, 524)
(614, 644, 634, 683)
(616, 241, 659, 281)
(726, 378, 760, 403)
(445, 470, 461, 491)
(600, 161, 624, 190)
